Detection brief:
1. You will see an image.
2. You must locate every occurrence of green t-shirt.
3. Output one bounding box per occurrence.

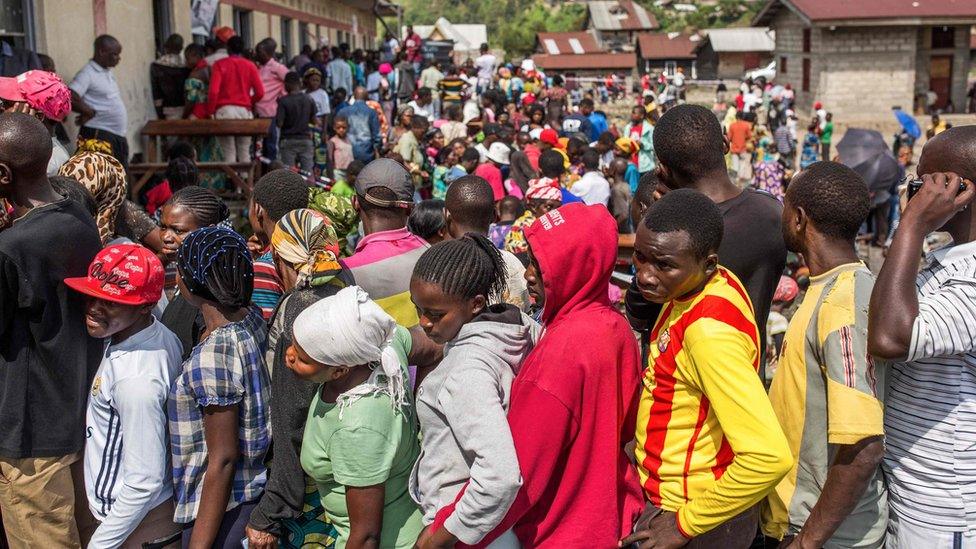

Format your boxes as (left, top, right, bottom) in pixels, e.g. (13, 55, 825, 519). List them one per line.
(330, 180, 356, 199)
(300, 326, 423, 549)
(820, 122, 834, 144)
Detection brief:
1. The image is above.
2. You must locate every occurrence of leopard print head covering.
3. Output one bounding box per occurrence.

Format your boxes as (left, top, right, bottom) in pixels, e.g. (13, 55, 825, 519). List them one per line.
(58, 151, 127, 245)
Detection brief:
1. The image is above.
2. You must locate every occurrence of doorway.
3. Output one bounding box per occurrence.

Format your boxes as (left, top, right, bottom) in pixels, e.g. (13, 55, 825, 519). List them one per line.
(929, 55, 953, 110)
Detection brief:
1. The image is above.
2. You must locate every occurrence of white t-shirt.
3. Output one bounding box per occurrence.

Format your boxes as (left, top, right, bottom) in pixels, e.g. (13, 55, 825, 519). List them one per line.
(306, 88, 331, 117)
(570, 170, 611, 206)
(475, 54, 496, 81)
(85, 319, 182, 548)
(47, 137, 70, 176)
(407, 100, 432, 120)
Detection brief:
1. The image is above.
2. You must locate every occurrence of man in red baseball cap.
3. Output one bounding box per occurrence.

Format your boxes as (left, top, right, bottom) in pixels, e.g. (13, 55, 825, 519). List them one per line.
(65, 243, 184, 547)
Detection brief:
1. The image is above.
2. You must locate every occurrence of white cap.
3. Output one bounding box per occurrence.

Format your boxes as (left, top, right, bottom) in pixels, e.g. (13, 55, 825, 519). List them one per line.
(529, 128, 543, 140)
(486, 142, 511, 165)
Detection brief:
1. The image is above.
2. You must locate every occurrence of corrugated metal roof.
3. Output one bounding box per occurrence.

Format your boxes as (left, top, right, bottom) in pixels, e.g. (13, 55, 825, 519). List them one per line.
(536, 31, 603, 55)
(698, 27, 775, 52)
(755, 0, 976, 25)
(636, 32, 700, 59)
(588, 0, 659, 31)
(531, 52, 637, 70)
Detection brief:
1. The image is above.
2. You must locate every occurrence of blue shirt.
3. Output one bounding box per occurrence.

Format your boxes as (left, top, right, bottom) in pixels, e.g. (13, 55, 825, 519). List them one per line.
(588, 112, 609, 142)
(342, 101, 381, 163)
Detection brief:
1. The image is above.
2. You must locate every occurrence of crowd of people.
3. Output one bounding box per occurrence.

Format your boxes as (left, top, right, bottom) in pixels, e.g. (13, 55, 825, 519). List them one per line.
(0, 24, 975, 549)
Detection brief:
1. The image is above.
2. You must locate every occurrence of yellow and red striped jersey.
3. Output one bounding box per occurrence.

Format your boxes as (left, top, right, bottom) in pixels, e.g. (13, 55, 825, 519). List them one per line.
(635, 267, 792, 538)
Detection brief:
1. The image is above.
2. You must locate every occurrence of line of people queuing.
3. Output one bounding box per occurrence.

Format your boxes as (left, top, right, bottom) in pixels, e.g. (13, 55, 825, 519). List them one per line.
(1, 32, 976, 549)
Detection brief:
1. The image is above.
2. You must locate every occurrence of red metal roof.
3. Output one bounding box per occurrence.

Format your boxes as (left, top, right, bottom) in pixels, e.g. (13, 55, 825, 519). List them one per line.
(636, 33, 698, 59)
(531, 52, 637, 71)
(756, 0, 976, 24)
(536, 32, 603, 55)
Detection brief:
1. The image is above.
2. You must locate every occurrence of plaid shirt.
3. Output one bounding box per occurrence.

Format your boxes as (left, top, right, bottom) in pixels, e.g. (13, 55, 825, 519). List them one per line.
(168, 308, 271, 524)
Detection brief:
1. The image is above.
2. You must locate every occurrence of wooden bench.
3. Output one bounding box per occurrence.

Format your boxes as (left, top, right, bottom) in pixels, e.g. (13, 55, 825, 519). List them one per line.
(128, 118, 271, 199)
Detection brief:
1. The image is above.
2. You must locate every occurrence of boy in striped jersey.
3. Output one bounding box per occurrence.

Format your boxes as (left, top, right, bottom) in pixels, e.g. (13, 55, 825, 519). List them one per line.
(762, 162, 886, 548)
(624, 189, 791, 548)
(869, 127, 976, 548)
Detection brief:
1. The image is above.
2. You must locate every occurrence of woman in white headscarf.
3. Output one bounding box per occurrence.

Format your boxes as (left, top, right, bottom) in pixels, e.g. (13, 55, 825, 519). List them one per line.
(289, 286, 424, 549)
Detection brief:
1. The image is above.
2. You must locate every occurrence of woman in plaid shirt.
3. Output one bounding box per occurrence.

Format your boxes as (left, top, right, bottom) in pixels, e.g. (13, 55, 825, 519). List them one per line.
(167, 227, 271, 548)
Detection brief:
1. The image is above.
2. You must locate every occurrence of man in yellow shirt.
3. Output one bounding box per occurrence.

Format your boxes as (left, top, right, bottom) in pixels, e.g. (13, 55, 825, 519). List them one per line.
(624, 188, 792, 548)
(762, 161, 886, 548)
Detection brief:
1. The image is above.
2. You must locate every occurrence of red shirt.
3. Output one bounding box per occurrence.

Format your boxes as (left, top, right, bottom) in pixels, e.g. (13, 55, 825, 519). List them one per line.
(474, 162, 505, 201)
(206, 55, 265, 116)
(405, 33, 423, 62)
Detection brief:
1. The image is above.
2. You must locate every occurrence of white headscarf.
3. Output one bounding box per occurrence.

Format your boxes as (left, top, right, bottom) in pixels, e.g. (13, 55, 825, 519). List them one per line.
(293, 285, 408, 417)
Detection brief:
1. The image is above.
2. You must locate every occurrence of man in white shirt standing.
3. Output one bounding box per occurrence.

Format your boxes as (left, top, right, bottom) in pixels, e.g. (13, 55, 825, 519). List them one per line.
(70, 35, 129, 167)
(570, 149, 610, 206)
(474, 43, 496, 96)
(869, 126, 976, 548)
(65, 244, 183, 548)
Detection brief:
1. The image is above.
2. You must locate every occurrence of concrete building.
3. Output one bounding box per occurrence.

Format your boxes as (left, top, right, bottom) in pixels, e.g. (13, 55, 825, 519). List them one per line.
(1, 0, 392, 154)
(585, 0, 659, 52)
(754, 0, 976, 119)
(636, 32, 700, 77)
(694, 27, 775, 80)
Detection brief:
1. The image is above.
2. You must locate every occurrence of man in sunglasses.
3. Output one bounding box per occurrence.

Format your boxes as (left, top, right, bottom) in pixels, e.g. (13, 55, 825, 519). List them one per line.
(869, 126, 976, 548)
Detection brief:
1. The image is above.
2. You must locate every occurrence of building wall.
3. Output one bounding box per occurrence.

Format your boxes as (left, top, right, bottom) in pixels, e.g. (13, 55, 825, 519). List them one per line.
(30, 0, 378, 156)
(914, 25, 972, 112)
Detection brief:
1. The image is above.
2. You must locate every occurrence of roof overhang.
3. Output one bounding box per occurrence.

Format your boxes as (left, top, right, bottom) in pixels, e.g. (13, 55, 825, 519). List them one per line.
(753, 0, 976, 27)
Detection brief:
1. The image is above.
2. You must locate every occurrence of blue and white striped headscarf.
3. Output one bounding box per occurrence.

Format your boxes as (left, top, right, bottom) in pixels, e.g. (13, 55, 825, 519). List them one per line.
(176, 226, 254, 308)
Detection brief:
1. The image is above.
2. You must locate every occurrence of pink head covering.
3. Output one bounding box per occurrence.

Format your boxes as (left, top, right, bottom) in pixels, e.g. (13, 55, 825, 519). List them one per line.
(773, 275, 799, 303)
(526, 177, 562, 202)
(0, 70, 71, 121)
(379, 63, 393, 75)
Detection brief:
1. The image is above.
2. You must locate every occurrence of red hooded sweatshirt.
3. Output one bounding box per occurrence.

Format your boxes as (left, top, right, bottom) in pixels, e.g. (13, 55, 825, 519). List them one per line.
(432, 203, 644, 548)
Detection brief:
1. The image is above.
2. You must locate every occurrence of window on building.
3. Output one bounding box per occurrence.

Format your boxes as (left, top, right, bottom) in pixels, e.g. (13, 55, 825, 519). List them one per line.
(281, 17, 293, 59)
(931, 26, 955, 49)
(152, 0, 173, 56)
(0, 0, 35, 50)
(779, 56, 787, 74)
(802, 58, 810, 92)
(802, 28, 811, 53)
(233, 8, 253, 47)
(299, 22, 310, 49)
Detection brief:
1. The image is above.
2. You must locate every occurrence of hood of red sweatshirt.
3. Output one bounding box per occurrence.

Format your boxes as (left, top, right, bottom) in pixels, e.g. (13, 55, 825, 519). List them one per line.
(524, 202, 616, 326)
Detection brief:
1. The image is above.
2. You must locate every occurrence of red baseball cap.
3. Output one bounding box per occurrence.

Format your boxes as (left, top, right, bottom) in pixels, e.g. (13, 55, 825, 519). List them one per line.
(0, 70, 71, 121)
(65, 244, 165, 305)
(215, 26, 236, 43)
(539, 128, 559, 147)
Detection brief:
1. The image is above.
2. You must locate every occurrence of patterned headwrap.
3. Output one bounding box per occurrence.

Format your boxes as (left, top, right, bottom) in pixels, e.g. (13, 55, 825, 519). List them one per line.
(271, 208, 342, 288)
(615, 137, 639, 156)
(526, 177, 563, 202)
(176, 226, 254, 309)
(58, 151, 127, 244)
(302, 66, 323, 79)
(293, 286, 408, 419)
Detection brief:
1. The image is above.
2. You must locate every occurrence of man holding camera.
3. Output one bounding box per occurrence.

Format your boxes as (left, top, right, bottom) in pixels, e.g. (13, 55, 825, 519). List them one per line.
(869, 126, 976, 548)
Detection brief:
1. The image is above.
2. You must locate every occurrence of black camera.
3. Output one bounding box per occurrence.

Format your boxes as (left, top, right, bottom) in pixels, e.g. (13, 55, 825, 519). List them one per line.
(906, 178, 968, 201)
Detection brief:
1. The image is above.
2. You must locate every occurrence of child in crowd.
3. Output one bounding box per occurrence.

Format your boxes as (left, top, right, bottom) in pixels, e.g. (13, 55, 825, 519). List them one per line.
(431, 147, 457, 200)
(609, 157, 634, 233)
(327, 115, 353, 182)
(489, 195, 523, 249)
(65, 244, 183, 547)
(303, 67, 330, 124)
(395, 115, 429, 183)
(142, 141, 199, 216)
(475, 142, 510, 201)
(440, 105, 468, 143)
(409, 234, 538, 548)
(277, 71, 317, 174)
(407, 198, 448, 245)
(330, 158, 362, 199)
(158, 186, 231, 356)
(425, 128, 445, 167)
(168, 227, 270, 548)
(290, 286, 424, 548)
(800, 120, 820, 169)
(614, 137, 641, 192)
(446, 147, 480, 187)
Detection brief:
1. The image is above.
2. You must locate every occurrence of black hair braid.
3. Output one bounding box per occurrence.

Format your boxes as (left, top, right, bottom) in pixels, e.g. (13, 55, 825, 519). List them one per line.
(167, 186, 230, 227)
(413, 233, 506, 302)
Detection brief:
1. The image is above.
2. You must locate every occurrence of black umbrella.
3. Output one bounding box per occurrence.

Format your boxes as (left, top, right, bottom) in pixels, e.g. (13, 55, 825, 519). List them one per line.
(836, 128, 901, 192)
